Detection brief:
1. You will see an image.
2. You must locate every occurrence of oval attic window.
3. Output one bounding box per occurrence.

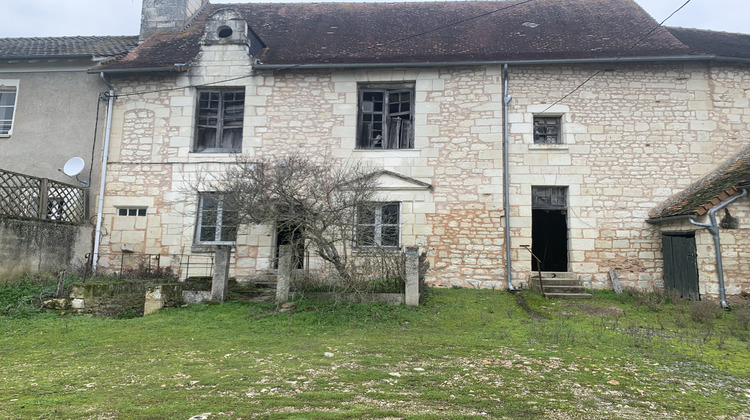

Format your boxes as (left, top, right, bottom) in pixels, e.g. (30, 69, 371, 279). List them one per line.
(217, 26, 233, 38)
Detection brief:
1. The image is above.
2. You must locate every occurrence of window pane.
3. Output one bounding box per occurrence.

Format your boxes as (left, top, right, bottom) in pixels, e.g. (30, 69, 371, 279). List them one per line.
(358, 206, 375, 224)
(220, 225, 237, 242)
(381, 226, 399, 247)
(200, 226, 217, 242)
(118, 208, 127, 216)
(196, 90, 244, 152)
(357, 226, 375, 246)
(0, 92, 15, 106)
(533, 116, 561, 144)
(0, 106, 14, 120)
(381, 203, 399, 224)
(196, 127, 217, 150)
(138, 208, 147, 216)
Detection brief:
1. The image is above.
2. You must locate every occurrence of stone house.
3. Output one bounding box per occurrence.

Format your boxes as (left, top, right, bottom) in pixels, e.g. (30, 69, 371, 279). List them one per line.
(91, 0, 750, 298)
(0, 35, 137, 279)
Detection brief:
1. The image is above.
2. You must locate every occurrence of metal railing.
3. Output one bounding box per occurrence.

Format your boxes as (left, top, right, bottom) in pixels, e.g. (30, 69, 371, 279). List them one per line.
(520, 245, 545, 296)
(0, 168, 86, 224)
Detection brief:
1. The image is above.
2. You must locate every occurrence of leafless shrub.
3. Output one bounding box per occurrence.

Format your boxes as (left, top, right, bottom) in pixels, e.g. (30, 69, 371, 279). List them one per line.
(626, 288, 666, 312)
(732, 304, 750, 331)
(689, 299, 723, 324)
(222, 153, 378, 282)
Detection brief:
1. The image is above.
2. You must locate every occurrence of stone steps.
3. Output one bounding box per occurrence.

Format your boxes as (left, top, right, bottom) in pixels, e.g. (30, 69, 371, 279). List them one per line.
(530, 272, 592, 299)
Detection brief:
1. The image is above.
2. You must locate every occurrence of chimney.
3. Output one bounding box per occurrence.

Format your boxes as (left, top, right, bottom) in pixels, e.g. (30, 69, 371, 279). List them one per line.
(139, 0, 209, 42)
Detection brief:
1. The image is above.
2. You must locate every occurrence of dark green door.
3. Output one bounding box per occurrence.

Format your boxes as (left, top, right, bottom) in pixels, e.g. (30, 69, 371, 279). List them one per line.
(662, 232, 699, 300)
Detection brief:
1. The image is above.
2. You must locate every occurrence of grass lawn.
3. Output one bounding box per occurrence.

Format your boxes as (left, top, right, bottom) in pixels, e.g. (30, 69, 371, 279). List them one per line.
(1, 287, 749, 419)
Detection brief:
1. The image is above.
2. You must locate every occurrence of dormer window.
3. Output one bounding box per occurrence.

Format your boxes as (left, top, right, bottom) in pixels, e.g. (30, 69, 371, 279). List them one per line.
(217, 26, 233, 39)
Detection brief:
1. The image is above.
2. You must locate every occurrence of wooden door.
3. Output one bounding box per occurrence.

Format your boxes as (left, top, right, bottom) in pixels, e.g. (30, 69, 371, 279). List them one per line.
(662, 232, 700, 300)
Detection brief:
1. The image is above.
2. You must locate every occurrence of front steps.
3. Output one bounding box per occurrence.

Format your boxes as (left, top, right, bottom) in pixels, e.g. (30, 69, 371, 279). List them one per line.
(530, 272, 592, 299)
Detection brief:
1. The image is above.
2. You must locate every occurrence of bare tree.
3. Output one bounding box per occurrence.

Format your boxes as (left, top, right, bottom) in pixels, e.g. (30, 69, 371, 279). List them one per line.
(221, 153, 378, 281)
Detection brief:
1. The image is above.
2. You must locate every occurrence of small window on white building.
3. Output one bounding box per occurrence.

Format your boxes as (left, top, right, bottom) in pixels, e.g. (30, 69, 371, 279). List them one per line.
(195, 193, 238, 244)
(356, 202, 400, 248)
(118, 207, 147, 217)
(533, 116, 562, 144)
(0, 81, 19, 136)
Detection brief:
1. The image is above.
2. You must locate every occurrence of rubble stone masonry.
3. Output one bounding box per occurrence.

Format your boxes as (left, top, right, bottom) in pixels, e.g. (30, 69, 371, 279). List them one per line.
(100, 42, 749, 295)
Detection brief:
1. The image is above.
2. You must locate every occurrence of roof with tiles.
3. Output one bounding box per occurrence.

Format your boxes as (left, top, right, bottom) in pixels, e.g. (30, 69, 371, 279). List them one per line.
(97, 0, 701, 71)
(650, 145, 750, 219)
(667, 27, 750, 60)
(0, 36, 138, 60)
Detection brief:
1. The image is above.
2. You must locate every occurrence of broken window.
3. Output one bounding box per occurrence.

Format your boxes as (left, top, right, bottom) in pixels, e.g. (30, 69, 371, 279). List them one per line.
(356, 202, 400, 248)
(195, 193, 238, 244)
(357, 85, 414, 149)
(195, 90, 244, 152)
(532, 186, 567, 210)
(533, 116, 561, 144)
(0, 85, 18, 136)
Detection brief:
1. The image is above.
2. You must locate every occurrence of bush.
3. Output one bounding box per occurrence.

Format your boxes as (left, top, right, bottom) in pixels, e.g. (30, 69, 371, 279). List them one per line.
(1, 275, 80, 317)
(689, 299, 723, 324)
(1, 278, 48, 317)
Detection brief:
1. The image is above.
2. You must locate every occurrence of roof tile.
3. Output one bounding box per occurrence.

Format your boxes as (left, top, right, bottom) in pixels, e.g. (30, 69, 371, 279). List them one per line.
(97, 0, 697, 71)
(0, 36, 138, 59)
(650, 145, 750, 219)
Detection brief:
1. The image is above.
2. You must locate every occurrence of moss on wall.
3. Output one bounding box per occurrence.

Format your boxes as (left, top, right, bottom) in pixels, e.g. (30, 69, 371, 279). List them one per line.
(0, 218, 91, 280)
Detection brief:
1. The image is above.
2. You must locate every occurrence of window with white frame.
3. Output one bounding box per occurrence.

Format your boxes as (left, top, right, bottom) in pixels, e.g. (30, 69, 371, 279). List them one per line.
(194, 89, 244, 152)
(195, 193, 238, 244)
(118, 207, 147, 217)
(533, 116, 562, 144)
(0, 81, 19, 136)
(356, 202, 400, 248)
(357, 84, 414, 149)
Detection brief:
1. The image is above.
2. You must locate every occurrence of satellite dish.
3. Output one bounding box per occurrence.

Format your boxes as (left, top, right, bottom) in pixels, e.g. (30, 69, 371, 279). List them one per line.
(62, 157, 85, 177)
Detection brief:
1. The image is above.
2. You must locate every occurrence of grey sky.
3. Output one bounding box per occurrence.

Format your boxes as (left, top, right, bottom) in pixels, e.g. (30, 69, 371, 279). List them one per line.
(1, 0, 748, 38)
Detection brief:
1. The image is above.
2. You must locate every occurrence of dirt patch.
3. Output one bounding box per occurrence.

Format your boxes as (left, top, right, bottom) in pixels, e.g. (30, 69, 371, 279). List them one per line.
(563, 301, 626, 317)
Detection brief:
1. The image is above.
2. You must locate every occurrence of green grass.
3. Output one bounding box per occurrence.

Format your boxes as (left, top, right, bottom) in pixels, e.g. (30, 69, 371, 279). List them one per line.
(1, 287, 749, 419)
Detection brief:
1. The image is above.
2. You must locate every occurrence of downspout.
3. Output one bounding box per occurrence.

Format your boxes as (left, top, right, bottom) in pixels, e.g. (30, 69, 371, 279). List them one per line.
(689, 188, 748, 310)
(502, 63, 515, 292)
(92, 72, 115, 274)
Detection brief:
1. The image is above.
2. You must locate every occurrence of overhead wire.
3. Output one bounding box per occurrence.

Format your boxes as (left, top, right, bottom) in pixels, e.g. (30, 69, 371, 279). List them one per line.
(538, 0, 693, 114)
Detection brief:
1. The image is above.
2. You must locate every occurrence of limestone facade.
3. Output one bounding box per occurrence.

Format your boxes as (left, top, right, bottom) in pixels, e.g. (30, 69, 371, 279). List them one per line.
(99, 40, 750, 295)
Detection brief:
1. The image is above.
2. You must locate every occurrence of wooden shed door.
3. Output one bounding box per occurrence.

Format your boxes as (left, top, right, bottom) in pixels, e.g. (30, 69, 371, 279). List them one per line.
(662, 232, 699, 300)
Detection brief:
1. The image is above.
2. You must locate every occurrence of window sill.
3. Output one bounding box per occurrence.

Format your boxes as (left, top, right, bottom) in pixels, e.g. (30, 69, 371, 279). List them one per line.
(191, 149, 241, 154)
(352, 148, 419, 155)
(353, 246, 402, 254)
(528, 144, 569, 151)
(0, 134, 10, 138)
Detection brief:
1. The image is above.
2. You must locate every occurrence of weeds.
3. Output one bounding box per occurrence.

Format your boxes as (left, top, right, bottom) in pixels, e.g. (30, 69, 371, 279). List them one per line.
(690, 299, 723, 324)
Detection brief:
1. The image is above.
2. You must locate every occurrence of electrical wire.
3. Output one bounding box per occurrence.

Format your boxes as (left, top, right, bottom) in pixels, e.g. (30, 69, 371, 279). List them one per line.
(538, 0, 693, 114)
(86, 92, 104, 187)
(113, 0, 537, 98)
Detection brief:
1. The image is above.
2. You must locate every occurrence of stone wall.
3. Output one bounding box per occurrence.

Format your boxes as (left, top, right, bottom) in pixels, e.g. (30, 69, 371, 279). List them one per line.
(69, 282, 146, 317)
(98, 36, 750, 296)
(0, 218, 92, 280)
(69, 282, 184, 317)
(505, 62, 749, 290)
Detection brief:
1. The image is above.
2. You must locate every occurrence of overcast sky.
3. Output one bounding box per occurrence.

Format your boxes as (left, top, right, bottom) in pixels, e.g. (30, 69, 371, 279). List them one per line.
(2, 0, 748, 38)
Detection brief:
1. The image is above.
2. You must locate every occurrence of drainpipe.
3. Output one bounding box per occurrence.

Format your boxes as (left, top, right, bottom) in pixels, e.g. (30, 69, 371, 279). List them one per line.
(92, 72, 115, 274)
(689, 188, 748, 310)
(502, 63, 515, 292)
